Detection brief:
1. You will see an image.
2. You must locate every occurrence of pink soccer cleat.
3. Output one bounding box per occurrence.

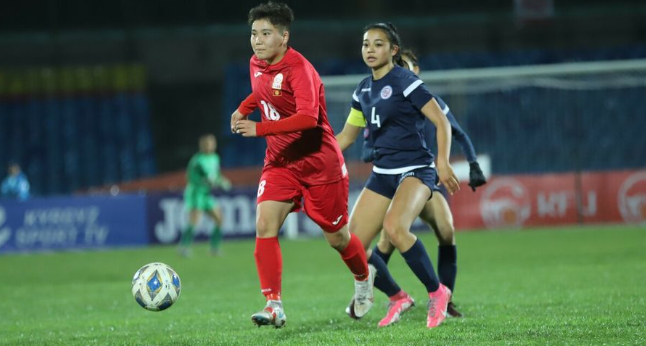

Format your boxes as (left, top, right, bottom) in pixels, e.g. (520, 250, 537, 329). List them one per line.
(378, 291, 415, 327)
(426, 284, 451, 328)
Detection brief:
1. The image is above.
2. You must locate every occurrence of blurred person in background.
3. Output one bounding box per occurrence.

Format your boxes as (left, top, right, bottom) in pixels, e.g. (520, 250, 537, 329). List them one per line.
(1, 162, 30, 201)
(179, 134, 231, 257)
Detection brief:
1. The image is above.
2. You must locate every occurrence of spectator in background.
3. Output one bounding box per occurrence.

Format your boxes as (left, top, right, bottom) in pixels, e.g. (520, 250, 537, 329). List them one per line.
(1, 162, 30, 201)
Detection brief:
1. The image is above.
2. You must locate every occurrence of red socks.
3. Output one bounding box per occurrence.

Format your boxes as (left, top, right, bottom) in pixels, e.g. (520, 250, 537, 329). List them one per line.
(255, 233, 369, 302)
(339, 233, 370, 281)
(255, 237, 282, 300)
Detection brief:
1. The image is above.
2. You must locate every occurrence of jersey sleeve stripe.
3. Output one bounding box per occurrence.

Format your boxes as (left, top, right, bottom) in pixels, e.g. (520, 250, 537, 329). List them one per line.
(352, 92, 359, 102)
(442, 104, 450, 115)
(403, 80, 423, 97)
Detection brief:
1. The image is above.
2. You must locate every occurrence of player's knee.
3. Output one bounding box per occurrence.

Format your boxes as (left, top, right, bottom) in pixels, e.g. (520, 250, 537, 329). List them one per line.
(255, 217, 278, 238)
(326, 230, 349, 251)
(437, 231, 455, 246)
(383, 219, 407, 247)
(376, 237, 389, 252)
(436, 223, 455, 245)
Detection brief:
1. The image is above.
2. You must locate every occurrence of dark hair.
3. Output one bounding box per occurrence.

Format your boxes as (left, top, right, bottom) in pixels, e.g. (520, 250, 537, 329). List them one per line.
(400, 48, 419, 70)
(248, 2, 294, 31)
(363, 22, 403, 66)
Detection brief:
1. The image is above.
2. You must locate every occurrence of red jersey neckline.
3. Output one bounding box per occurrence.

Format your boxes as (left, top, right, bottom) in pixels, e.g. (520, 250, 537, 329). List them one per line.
(251, 47, 296, 71)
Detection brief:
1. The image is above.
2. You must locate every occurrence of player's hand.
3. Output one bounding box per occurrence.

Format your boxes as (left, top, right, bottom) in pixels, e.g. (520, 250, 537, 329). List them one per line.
(230, 110, 245, 133)
(436, 160, 460, 195)
(234, 119, 257, 137)
(221, 179, 232, 192)
(468, 161, 487, 192)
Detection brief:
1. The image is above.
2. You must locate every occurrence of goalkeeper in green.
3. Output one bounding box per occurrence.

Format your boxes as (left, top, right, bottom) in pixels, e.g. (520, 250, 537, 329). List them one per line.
(180, 134, 231, 256)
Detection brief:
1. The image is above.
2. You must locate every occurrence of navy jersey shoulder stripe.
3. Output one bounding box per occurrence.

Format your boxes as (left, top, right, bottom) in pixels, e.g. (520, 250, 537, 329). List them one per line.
(403, 79, 423, 97)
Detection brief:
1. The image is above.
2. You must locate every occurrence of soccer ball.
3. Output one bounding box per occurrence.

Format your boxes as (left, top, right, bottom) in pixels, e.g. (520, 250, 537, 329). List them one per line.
(131, 262, 181, 311)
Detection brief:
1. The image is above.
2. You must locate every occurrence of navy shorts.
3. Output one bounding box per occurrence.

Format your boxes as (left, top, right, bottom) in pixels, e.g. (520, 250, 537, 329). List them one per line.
(366, 166, 439, 199)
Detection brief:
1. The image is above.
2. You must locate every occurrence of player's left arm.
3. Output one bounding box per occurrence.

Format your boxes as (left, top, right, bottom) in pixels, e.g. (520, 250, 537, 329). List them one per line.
(420, 99, 460, 195)
(212, 174, 232, 191)
(235, 63, 319, 137)
(406, 76, 460, 194)
(213, 160, 232, 191)
(447, 112, 486, 191)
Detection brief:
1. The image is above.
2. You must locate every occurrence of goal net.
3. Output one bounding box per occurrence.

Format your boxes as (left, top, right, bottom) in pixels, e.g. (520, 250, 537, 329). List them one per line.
(322, 59, 646, 182)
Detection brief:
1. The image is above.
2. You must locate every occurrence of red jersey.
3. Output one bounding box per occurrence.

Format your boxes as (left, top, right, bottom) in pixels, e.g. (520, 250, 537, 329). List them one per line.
(241, 47, 346, 185)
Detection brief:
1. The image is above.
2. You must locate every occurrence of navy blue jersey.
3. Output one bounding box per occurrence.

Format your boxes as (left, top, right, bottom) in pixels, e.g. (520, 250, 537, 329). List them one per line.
(361, 94, 478, 164)
(351, 66, 436, 173)
(424, 96, 478, 163)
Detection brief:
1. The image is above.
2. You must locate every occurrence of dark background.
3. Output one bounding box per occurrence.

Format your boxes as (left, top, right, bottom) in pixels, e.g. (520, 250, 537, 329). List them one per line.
(1, 0, 645, 193)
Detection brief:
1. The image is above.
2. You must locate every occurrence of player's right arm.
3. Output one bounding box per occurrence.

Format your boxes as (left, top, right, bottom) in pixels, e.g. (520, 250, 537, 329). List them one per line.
(231, 94, 257, 133)
(239, 61, 319, 137)
(336, 107, 365, 151)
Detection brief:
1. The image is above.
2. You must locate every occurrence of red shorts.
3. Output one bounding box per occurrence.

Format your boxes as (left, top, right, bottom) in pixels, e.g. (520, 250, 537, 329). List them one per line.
(256, 166, 349, 233)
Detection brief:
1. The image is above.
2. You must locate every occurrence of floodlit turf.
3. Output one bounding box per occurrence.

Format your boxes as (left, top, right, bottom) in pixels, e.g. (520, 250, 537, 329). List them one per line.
(0, 225, 644, 346)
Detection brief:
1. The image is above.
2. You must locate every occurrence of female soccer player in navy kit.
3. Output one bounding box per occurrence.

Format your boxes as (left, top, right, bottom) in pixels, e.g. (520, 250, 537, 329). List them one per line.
(230, 2, 375, 328)
(376, 49, 486, 321)
(338, 22, 460, 329)
(337, 48, 486, 326)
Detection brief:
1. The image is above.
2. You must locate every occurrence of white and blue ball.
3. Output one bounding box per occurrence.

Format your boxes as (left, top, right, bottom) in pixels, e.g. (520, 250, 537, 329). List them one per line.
(131, 262, 181, 311)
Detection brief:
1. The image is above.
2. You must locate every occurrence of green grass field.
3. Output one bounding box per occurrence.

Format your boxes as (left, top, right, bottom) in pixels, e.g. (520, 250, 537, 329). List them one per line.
(1, 225, 644, 346)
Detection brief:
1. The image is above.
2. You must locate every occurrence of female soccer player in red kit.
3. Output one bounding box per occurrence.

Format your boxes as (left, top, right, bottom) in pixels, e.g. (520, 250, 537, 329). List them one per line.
(230, 2, 375, 328)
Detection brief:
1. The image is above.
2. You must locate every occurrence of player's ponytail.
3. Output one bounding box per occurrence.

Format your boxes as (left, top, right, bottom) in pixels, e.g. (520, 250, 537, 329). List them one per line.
(400, 48, 419, 70)
(363, 22, 403, 66)
(384, 22, 403, 67)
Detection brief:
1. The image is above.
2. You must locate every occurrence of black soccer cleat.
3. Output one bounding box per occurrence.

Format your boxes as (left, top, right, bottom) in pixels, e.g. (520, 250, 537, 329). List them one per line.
(447, 301, 463, 318)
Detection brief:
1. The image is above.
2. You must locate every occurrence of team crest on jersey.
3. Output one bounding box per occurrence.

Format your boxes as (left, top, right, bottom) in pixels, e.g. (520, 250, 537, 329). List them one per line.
(380, 85, 393, 99)
(272, 73, 283, 96)
(272, 73, 283, 90)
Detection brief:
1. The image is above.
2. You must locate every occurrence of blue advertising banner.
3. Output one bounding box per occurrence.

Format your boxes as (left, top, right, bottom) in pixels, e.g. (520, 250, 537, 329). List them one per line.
(146, 184, 428, 245)
(0, 195, 148, 254)
(147, 188, 260, 244)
